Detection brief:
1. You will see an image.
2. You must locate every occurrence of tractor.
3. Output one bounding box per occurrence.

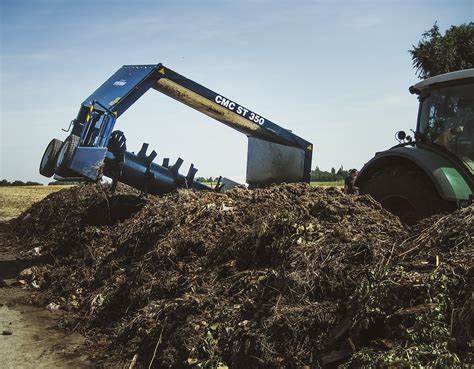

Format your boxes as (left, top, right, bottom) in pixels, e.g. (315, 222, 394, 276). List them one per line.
(356, 69, 474, 223)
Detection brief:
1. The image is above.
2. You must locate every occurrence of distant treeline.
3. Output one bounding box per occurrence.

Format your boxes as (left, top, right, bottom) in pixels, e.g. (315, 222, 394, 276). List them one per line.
(0, 179, 43, 186)
(48, 180, 81, 185)
(310, 166, 350, 182)
(196, 177, 216, 183)
(0, 179, 81, 186)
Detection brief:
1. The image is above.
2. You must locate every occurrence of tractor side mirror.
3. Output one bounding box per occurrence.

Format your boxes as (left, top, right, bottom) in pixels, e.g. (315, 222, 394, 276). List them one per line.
(396, 131, 406, 140)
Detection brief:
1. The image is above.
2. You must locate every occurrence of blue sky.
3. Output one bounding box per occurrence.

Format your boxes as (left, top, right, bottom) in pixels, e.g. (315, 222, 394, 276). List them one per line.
(1, 0, 472, 183)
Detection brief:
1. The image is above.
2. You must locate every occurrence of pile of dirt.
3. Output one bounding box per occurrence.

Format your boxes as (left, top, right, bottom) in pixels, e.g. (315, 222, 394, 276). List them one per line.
(9, 183, 473, 367)
(13, 184, 144, 260)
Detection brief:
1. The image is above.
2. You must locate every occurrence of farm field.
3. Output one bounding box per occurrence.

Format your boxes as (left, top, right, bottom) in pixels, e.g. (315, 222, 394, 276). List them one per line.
(0, 185, 73, 221)
(310, 180, 344, 187)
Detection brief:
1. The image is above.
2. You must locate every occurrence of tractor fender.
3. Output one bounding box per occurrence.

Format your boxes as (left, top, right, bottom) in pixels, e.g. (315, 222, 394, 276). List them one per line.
(356, 146, 473, 202)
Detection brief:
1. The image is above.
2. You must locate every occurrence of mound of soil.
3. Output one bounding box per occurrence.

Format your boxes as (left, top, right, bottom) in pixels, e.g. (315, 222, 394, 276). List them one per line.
(9, 183, 473, 368)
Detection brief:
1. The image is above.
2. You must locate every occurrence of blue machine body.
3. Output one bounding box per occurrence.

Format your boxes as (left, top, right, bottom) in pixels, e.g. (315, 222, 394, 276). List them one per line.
(58, 63, 312, 193)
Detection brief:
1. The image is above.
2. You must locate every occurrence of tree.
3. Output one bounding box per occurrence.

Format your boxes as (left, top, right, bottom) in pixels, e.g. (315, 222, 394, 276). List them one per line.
(25, 181, 42, 186)
(310, 166, 347, 182)
(336, 166, 349, 178)
(410, 22, 474, 79)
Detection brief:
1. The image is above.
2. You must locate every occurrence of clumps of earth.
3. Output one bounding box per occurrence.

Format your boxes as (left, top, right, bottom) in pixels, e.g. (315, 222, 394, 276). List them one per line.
(8, 183, 473, 368)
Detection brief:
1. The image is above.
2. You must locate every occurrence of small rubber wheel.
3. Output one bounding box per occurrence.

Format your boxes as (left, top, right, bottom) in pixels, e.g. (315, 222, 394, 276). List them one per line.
(55, 135, 80, 177)
(39, 138, 63, 177)
(359, 165, 456, 224)
(107, 130, 127, 157)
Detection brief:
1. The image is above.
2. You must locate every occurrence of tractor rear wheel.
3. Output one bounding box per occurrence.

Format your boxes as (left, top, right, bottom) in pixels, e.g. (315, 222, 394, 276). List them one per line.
(39, 138, 63, 177)
(54, 135, 80, 177)
(360, 165, 455, 224)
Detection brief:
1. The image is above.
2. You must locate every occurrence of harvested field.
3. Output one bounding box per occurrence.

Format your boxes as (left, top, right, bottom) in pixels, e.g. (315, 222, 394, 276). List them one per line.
(0, 185, 73, 221)
(5, 183, 474, 368)
(310, 181, 344, 187)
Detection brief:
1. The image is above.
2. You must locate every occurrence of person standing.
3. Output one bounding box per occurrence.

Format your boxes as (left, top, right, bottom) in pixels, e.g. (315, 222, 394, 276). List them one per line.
(344, 169, 359, 195)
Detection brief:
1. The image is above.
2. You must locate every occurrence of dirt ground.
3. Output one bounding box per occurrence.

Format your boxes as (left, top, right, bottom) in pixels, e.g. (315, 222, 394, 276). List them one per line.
(0, 223, 91, 368)
(0, 186, 72, 222)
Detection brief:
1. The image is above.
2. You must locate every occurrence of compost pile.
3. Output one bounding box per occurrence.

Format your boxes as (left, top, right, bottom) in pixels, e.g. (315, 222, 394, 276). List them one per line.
(11, 184, 473, 368)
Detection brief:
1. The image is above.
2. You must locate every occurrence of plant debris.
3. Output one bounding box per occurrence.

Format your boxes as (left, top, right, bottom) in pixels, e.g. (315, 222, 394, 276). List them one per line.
(8, 183, 473, 368)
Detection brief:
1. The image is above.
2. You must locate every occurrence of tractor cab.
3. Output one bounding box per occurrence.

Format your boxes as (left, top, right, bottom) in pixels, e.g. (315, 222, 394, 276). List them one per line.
(411, 69, 474, 172)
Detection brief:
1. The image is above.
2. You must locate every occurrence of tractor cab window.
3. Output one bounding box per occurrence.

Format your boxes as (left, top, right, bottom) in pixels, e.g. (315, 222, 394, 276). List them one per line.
(419, 83, 474, 167)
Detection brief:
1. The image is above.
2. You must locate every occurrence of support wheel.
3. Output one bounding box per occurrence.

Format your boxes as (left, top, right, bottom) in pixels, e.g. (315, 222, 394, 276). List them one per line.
(39, 138, 64, 177)
(107, 130, 127, 159)
(359, 165, 456, 224)
(55, 135, 80, 177)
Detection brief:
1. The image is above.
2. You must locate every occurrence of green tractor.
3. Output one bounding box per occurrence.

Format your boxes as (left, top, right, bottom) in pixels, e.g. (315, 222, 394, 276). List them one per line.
(356, 69, 474, 224)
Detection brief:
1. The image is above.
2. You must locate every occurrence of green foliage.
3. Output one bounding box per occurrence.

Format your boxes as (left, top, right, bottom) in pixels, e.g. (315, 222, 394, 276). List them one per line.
(310, 165, 349, 182)
(349, 266, 467, 367)
(196, 177, 214, 183)
(0, 179, 43, 186)
(410, 22, 474, 79)
(48, 180, 81, 186)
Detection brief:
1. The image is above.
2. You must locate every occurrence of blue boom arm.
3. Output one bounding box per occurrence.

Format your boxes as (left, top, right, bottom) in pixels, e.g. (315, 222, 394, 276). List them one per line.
(66, 63, 312, 191)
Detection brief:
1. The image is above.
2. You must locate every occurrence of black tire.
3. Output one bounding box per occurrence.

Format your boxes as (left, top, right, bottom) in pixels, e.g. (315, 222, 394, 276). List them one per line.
(54, 135, 80, 177)
(107, 130, 127, 157)
(39, 138, 63, 177)
(359, 165, 456, 224)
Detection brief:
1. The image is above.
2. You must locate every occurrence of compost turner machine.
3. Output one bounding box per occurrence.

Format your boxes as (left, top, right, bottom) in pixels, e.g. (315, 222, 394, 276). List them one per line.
(40, 64, 313, 193)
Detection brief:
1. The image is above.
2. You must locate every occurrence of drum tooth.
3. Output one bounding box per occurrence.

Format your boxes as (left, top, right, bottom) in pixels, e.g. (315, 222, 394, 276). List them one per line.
(186, 164, 198, 185)
(170, 157, 183, 173)
(137, 143, 149, 158)
(147, 150, 157, 165)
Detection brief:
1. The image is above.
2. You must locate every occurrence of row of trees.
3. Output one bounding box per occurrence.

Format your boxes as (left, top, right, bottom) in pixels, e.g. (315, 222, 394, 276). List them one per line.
(196, 177, 215, 183)
(0, 179, 43, 186)
(310, 166, 350, 182)
(0, 179, 80, 186)
(48, 180, 82, 185)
